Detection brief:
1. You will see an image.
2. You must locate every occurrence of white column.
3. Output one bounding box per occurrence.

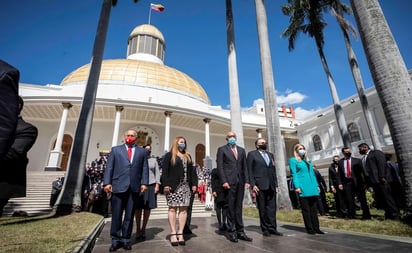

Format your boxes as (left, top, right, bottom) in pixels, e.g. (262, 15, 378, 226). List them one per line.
(203, 118, 211, 157)
(45, 102, 72, 171)
(164, 111, 172, 153)
(256, 128, 263, 138)
(111, 105, 124, 147)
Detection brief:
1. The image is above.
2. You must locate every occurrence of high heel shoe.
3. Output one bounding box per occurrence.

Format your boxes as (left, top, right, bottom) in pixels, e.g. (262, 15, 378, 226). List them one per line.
(176, 233, 185, 245)
(169, 234, 178, 246)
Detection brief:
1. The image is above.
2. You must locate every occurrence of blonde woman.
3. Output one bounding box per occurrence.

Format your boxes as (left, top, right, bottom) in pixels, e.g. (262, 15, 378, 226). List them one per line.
(288, 144, 324, 235)
(162, 137, 198, 246)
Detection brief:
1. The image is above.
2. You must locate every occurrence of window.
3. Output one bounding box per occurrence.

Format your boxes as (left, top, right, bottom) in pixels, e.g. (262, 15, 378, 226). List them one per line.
(312, 135, 323, 151)
(348, 123, 361, 142)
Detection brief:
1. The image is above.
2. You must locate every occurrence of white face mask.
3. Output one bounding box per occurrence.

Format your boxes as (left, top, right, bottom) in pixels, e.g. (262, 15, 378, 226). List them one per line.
(298, 149, 306, 156)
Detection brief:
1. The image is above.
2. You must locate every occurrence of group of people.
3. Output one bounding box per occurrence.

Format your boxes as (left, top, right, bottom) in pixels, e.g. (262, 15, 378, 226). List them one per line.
(102, 130, 286, 251)
(329, 144, 402, 221)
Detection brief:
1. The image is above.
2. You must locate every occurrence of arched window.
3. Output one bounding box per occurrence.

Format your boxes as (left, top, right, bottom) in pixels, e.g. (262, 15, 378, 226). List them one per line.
(312, 135, 323, 151)
(348, 123, 361, 142)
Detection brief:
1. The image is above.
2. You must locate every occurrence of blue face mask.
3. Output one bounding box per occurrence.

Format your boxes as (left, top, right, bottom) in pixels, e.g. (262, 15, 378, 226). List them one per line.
(178, 143, 186, 149)
(298, 149, 306, 156)
(227, 137, 236, 145)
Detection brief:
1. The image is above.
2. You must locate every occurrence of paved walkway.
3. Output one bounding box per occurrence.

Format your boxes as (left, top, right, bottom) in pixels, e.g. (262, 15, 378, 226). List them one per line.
(92, 216, 412, 253)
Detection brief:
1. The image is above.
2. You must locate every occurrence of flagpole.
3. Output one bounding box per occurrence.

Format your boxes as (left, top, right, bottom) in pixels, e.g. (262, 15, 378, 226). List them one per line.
(148, 6, 152, 24)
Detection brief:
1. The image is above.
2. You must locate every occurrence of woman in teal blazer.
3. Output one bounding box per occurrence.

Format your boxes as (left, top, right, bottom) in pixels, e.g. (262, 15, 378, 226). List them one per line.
(289, 143, 324, 235)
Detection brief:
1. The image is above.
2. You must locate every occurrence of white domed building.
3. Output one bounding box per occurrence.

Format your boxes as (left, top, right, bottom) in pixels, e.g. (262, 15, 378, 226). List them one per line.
(20, 24, 300, 172)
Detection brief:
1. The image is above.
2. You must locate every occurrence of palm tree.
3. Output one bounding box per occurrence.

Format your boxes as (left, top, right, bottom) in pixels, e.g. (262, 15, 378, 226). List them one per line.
(327, 0, 381, 150)
(55, 0, 139, 215)
(225, 0, 245, 147)
(254, 0, 292, 210)
(281, 0, 351, 148)
(349, 0, 412, 225)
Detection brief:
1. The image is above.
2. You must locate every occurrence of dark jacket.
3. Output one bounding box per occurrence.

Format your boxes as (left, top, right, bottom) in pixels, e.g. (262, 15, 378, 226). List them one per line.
(0, 117, 38, 199)
(216, 144, 249, 186)
(247, 150, 278, 191)
(364, 150, 391, 185)
(103, 144, 149, 193)
(161, 152, 197, 191)
(337, 157, 366, 189)
(211, 168, 227, 205)
(0, 60, 19, 159)
(328, 163, 339, 189)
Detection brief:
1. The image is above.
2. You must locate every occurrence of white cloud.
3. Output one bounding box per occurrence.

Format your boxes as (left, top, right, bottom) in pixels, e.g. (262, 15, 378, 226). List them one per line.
(277, 91, 307, 105)
(294, 107, 322, 120)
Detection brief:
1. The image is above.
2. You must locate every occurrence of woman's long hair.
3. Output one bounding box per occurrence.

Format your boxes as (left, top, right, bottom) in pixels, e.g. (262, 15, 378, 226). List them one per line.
(293, 143, 308, 162)
(169, 136, 191, 165)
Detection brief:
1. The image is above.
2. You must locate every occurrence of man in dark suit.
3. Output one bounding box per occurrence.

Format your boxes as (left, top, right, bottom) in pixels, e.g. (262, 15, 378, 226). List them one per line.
(216, 131, 252, 243)
(0, 96, 38, 216)
(0, 60, 19, 160)
(328, 155, 345, 217)
(247, 138, 282, 237)
(103, 129, 149, 251)
(211, 168, 229, 233)
(337, 147, 370, 219)
(358, 143, 399, 220)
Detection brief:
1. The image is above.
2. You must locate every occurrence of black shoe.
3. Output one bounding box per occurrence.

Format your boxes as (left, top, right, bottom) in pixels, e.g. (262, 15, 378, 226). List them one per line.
(237, 232, 253, 241)
(269, 230, 283, 236)
(169, 234, 179, 246)
(307, 230, 316, 235)
(262, 231, 270, 237)
(123, 244, 132, 250)
(315, 229, 325, 234)
(176, 234, 186, 245)
(227, 233, 238, 243)
(109, 244, 122, 252)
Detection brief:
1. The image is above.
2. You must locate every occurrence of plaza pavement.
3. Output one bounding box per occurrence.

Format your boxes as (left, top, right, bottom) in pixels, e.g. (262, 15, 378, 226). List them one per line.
(91, 216, 412, 253)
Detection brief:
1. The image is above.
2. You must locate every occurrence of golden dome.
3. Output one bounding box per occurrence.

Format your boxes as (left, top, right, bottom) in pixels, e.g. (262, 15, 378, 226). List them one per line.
(129, 24, 165, 44)
(60, 59, 210, 103)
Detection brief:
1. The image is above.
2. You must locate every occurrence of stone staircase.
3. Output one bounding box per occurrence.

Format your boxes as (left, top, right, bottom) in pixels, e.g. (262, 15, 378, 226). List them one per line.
(2, 171, 64, 217)
(2, 171, 212, 219)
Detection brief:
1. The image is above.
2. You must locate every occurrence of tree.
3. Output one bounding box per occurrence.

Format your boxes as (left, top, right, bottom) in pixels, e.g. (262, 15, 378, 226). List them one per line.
(281, 0, 351, 148)
(349, 0, 412, 225)
(55, 0, 139, 215)
(225, 0, 245, 147)
(253, 0, 292, 210)
(327, 0, 381, 150)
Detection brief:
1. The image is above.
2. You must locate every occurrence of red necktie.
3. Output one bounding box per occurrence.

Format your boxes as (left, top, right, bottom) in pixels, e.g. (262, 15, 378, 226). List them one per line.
(231, 146, 238, 160)
(128, 146, 132, 160)
(346, 159, 351, 177)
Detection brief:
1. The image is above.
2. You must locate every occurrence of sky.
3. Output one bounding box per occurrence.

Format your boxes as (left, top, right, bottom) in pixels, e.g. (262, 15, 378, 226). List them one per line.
(1, 0, 411, 120)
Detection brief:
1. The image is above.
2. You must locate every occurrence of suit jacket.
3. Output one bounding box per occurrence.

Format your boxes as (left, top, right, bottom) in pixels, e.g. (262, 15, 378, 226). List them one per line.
(161, 152, 197, 191)
(328, 163, 340, 189)
(216, 144, 249, 186)
(0, 60, 19, 159)
(288, 157, 319, 197)
(103, 144, 149, 193)
(211, 168, 226, 204)
(337, 157, 365, 188)
(247, 150, 278, 191)
(364, 150, 389, 185)
(0, 117, 38, 199)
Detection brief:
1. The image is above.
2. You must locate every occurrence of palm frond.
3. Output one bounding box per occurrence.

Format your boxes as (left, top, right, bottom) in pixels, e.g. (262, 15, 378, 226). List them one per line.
(330, 7, 358, 39)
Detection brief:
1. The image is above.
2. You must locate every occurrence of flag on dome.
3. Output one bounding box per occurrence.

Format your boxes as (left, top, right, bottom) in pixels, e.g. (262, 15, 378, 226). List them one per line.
(150, 3, 165, 12)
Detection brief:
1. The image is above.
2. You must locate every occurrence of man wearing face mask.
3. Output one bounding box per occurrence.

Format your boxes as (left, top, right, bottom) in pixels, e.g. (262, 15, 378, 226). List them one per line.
(337, 147, 371, 220)
(328, 155, 345, 218)
(247, 138, 282, 236)
(216, 131, 252, 243)
(103, 129, 149, 252)
(358, 143, 398, 220)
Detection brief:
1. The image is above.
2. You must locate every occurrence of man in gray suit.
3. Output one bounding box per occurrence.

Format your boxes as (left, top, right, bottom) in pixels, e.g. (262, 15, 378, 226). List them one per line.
(247, 138, 282, 236)
(216, 131, 252, 243)
(104, 129, 149, 251)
